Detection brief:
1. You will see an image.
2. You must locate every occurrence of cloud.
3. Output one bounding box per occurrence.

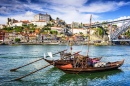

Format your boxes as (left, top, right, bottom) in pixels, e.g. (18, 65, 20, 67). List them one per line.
(0, 6, 8, 14)
(10, 11, 34, 21)
(24, 11, 35, 17)
(68, 1, 130, 13)
(114, 16, 130, 21)
(23, 4, 45, 12)
(117, 1, 130, 6)
(45, 1, 130, 23)
(44, 0, 88, 6)
(41, 0, 130, 13)
(0, 16, 7, 24)
(0, 0, 130, 24)
(51, 10, 99, 24)
(0, 11, 34, 24)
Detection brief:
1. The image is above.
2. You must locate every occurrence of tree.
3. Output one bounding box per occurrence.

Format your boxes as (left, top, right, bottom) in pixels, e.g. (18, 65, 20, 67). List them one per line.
(97, 27, 103, 36)
(79, 22, 83, 28)
(15, 38, 21, 43)
(124, 30, 130, 38)
(3, 27, 13, 32)
(41, 23, 51, 34)
(50, 30, 58, 35)
(94, 26, 106, 38)
(14, 26, 23, 32)
(79, 32, 83, 35)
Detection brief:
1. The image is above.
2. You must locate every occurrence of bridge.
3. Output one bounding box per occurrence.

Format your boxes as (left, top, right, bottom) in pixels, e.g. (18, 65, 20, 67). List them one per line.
(85, 18, 130, 43)
(113, 39, 130, 41)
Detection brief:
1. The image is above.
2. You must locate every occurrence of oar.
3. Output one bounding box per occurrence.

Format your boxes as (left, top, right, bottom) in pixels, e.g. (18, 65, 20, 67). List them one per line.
(10, 49, 67, 72)
(13, 64, 52, 81)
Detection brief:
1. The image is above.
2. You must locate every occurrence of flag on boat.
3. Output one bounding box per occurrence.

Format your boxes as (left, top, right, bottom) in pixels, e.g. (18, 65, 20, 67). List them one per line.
(48, 52, 53, 58)
(44, 53, 46, 58)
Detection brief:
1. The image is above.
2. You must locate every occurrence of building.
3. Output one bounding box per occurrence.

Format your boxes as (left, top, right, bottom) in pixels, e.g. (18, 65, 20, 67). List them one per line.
(7, 18, 18, 26)
(34, 13, 51, 23)
(12, 20, 30, 27)
(0, 24, 5, 29)
(0, 30, 5, 42)
(72, 28, 87, 34)
(51, 27, 63, 33)
(7, 18, 31, 27)
(31, 21, 47, 28)
(72, 22, 79, 28)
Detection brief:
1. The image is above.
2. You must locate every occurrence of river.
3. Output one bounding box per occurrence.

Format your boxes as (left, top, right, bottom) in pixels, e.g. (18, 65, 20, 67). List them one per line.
(0, 45, 130, 86)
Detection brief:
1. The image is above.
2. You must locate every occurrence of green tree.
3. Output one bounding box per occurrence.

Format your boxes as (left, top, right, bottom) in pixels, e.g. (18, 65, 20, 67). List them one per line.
(41, 23, 51, 34)
(28, 24, 37, 33)
(14, 26, 23, 32)
(3, 27, 13, 32)
(94, 26, 106, 37)
(15, 38, 21, 43)
(50, 30, 58, 35)
(79, 32, 83, 35)
(124, 30, 130, 38)
(97, 27, 103, 36)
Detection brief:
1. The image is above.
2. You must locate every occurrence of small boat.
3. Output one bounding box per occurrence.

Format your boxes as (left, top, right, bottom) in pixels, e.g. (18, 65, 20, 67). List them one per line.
(56, 59, 124, 74)
(43, 56, 102, 66)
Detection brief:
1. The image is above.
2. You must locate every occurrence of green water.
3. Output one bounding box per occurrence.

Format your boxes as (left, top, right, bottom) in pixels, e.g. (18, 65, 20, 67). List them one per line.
(0, 45, 129, 86)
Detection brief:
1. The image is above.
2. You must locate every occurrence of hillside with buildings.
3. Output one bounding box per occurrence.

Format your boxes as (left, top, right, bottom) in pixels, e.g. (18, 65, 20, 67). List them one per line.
(0, 13, 130, 45)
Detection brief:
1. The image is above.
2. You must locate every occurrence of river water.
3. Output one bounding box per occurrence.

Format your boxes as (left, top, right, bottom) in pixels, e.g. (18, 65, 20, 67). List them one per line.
(0, 45, 130, 86)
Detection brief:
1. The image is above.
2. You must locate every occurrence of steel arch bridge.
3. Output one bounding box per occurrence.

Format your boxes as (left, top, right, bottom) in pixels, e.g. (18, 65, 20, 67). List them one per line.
(85, 18, 130, 42)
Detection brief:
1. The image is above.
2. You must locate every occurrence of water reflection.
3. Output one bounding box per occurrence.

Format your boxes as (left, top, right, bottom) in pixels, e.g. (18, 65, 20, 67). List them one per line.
(57, 69, 123, 85)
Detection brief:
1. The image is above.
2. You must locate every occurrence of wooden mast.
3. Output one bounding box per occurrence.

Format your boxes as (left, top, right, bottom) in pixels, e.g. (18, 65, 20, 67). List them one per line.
(87, 15, 92, 56)
(70, 22, 74, 55)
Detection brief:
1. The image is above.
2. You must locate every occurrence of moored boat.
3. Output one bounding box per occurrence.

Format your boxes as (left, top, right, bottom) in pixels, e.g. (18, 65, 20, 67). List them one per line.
(43, 56, 102, 66)
(56, 59, 124, 74)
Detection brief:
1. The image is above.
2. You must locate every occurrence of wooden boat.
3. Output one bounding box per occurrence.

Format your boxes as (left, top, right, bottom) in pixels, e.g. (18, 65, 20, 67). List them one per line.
(43, 57, 102, 66)
(56, 59, 124, 74)
(44, 50, 102, 66)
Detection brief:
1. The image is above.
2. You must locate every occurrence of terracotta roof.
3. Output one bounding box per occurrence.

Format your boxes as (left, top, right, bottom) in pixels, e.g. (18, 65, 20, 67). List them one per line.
(32, 20, 46, 22)
(28, 34, 36, 37)
(20, 20, 30, 23)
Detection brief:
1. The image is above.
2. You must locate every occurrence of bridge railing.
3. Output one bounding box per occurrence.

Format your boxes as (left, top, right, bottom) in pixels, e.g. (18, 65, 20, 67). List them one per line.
(110, 20, 130, 41)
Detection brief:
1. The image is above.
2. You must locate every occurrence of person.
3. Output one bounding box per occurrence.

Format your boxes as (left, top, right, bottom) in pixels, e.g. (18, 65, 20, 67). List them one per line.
(87, 58, 93, 67)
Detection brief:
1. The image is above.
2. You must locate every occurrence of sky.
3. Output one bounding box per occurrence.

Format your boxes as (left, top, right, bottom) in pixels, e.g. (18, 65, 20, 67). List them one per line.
(0, 0, 130, 24)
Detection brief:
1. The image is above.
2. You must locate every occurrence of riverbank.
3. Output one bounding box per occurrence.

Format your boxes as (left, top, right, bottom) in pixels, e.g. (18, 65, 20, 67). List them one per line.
(0, 41, 113, 46)
(1, 41, 129, 45)
(0, 40, 91, 45)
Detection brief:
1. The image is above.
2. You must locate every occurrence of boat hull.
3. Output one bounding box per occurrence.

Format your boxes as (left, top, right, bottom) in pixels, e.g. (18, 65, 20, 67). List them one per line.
(56, 59, 124, 74)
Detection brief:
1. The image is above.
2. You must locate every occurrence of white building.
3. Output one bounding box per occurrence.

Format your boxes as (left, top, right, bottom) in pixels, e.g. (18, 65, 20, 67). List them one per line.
(72, 28, 87, 34)
(51, 27, 63, 32)
(31, 21, 47, 28)
(12, 22, 23, 26)
(34, 13, 51, 23)
(0, 24, 5, 29)
(9, 20, 30, 27)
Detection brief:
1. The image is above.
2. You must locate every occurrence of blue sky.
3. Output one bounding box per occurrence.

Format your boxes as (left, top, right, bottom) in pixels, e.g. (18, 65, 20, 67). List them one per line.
(0, 0, 130, 24)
